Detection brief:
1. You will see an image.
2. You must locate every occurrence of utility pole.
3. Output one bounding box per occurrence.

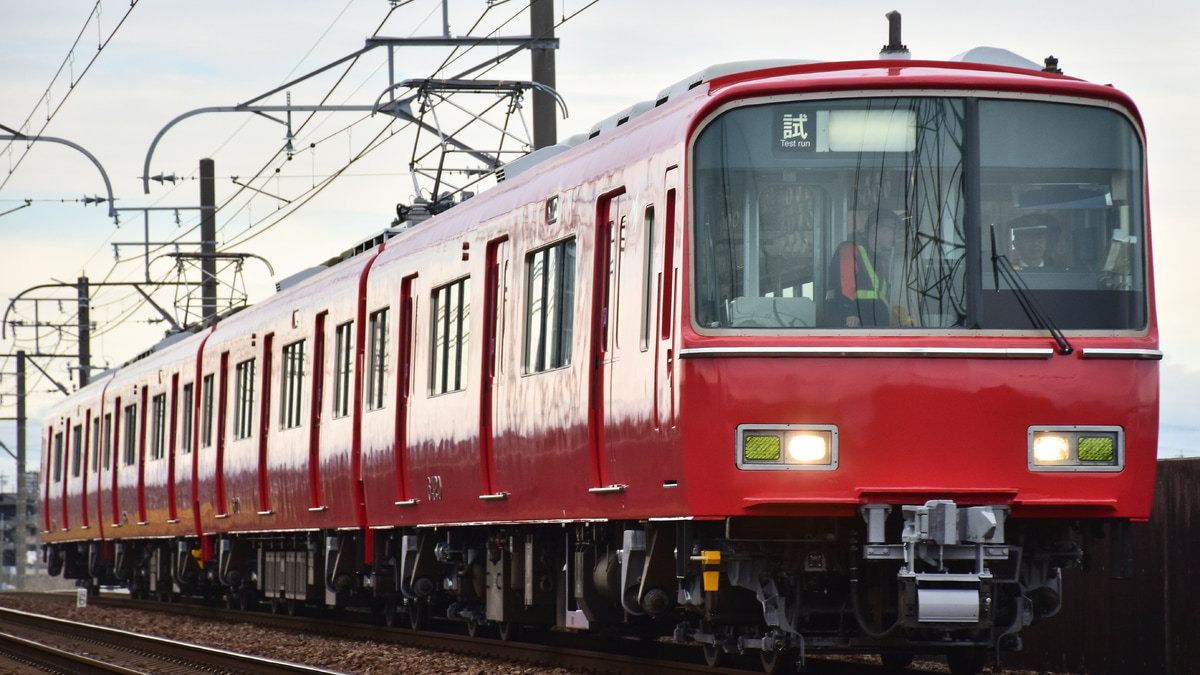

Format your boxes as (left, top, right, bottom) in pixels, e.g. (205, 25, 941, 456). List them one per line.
(15, 351, 26, 591)
(77, 277, 90, 387)
(530, 0, 557, 150)
(199, 159, 217, 322)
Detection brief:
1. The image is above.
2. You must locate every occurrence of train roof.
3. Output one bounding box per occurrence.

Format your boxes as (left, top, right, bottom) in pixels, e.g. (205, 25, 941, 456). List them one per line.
(498, 46, 1077, 183)
(125, 45, 1113, 364)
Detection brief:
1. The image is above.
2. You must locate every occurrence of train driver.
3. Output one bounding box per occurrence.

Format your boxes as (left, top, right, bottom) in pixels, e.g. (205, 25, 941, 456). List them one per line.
(825, 210, 902, 327)
(1009, 213, 1059, 270)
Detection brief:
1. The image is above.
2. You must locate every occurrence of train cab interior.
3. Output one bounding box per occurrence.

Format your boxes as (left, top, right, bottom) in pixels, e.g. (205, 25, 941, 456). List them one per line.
(690, 96, 1147, 334)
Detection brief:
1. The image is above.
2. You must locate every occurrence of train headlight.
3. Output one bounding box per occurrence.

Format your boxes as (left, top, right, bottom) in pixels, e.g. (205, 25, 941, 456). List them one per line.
(1028, 426, 1124, 472)
(787, 433, 829, 463)
(737, 424, 838, 471)
(1032, 435, 1070, 463)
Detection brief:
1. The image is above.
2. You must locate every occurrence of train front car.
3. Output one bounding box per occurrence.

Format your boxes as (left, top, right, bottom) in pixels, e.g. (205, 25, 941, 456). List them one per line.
(677, 61, 1156, 672)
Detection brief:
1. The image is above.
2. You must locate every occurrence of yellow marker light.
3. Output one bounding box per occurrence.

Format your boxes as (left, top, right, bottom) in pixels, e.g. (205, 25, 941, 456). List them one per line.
(787, 433, 829, 463)
(744, 435, 781, 462)
(1078, 436, 1115, 462)
(703, 570, 721, 592)
(1033, 434, 1071, 463)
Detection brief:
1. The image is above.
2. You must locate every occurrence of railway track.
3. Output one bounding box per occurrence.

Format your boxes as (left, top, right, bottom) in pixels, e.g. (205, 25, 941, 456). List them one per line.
(3, 591, 945, 675)
(0, 604, 343, 675)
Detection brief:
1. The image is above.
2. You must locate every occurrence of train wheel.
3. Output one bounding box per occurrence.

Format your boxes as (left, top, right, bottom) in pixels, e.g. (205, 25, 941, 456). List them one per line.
(702, 644, 724, 668)
(383, 599, 399, 627)
(269, 598, 282, 614)
(760, 648, 794, 674)
(286, 599, 303, 616)
(497, 621, 520, 642)
(465, 617, 483, 638)
(407, 599, 429, 631)
(946, 647, 987, 675)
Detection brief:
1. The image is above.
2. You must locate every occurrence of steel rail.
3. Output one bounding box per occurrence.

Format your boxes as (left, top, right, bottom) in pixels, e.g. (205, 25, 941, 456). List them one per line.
(0, 605, 342, 675)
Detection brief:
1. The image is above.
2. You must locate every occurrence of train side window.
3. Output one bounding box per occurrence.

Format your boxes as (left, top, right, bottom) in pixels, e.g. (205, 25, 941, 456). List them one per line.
(524, 238, 576, 373)
(150, 394, 167, 460)
(180, 383, 194, 453)
(200, 374, 215, 448)
(333, 321, 354, 418)
(91, 417, 101, 472)
(281, 340, 306, 428)
(102, 413, 112, 469)
(233, 358, 256, 440)
(52, 432, 64, 483)
(71, 424, 83, 478)
(123, 403, 138, 466)
(431, 277, 471, 395)
(641, 206, 655, 350)
(367, 309, 389, 411)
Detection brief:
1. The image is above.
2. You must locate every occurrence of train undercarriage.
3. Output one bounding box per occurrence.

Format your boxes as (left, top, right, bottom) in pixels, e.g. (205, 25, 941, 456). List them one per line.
(47, 501, 1091, 675)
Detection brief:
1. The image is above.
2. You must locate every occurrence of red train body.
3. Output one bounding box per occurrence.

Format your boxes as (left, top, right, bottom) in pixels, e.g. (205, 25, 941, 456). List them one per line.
(41, 54, 1157, 673)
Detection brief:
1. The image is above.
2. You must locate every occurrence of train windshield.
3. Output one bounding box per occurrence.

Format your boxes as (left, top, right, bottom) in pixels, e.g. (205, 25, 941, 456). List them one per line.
(691, 96, 1146, 331)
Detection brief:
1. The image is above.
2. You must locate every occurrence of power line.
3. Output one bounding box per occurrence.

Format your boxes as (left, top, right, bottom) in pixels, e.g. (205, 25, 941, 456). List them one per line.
(0, 0, 142, 192)
(215, 1, 595, 250)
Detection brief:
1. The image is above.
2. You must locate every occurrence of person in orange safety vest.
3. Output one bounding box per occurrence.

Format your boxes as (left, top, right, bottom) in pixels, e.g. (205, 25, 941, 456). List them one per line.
(826, 210, 902, 327)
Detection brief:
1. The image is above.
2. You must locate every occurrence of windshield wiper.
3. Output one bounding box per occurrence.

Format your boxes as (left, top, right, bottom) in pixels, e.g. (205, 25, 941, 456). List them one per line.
(989, 226, 1074, 355)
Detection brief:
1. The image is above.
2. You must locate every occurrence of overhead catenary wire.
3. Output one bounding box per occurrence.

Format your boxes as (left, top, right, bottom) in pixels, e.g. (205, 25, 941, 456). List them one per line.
(2, 1, 604, 403)
(217, 1, 599, 250)
(0, 0, 142, 192)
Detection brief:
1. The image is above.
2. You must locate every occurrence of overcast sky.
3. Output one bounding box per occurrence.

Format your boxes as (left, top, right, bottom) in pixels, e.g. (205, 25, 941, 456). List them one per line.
(1, 0, 1197, 484)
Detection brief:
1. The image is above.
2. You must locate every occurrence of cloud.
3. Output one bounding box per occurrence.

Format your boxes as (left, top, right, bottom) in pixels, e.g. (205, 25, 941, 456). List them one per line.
(1158, 358, 1200, 457)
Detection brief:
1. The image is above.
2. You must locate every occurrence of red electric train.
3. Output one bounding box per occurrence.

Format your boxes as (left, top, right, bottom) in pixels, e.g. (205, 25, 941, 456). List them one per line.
(40, 38, 1157, 675)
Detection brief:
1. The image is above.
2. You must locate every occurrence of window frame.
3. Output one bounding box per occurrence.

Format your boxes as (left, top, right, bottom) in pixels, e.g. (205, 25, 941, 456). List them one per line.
(150, 393, 167, 460)
(102, 413, 112, 469)
(233, 358, 256, 441)
(280, 340, 306, 429)
(366, 308, 389, 411)
(71, 424, 83, 478)
(52, 431, 64, 483)
(91, 416, 101, 472)
(430, 277, 471, 395)
(122, 403, 138, 467)
(333, 321, 354, 418)
(524, 238, 576, 373)
(200, 374, 215, 448)
(689, 93, 1148, 335)
(180, 383, 194, 453)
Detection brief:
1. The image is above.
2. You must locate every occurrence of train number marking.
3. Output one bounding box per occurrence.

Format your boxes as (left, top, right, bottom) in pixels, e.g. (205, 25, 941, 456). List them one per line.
(426, 475, 443, 501)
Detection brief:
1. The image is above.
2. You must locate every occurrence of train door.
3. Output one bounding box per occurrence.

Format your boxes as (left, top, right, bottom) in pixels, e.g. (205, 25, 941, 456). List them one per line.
(92, 404, 105, 534)
(81, 411, 91, 529)
(258, 333, 274, 514)
(110, 396, 121, 526)
(167, 375, 179, 522)
(656, 173, 680, 430)
(60, 420, 70, 530)
(589, 191, 629, 491)
(395, 277, 417, 505)
(309, 312, 327, 511)
(215, 351, 230, 518)
(479, 237, 509, 499)
(99, 407, 111, 530)
(56, 423, 68, 531)
(137, 385, 148, 525)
